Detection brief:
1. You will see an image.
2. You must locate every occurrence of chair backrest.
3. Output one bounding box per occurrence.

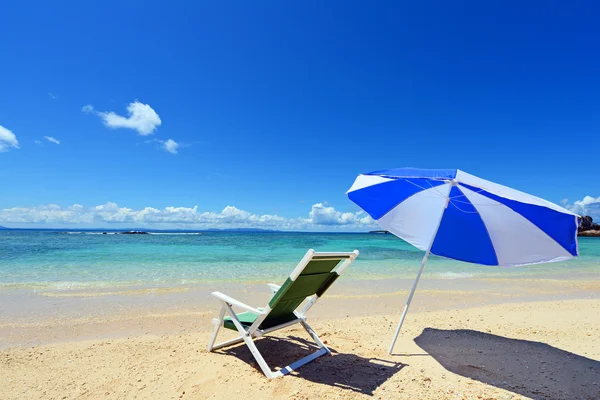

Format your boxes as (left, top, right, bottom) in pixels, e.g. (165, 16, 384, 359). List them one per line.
(258, 249, 359, 329)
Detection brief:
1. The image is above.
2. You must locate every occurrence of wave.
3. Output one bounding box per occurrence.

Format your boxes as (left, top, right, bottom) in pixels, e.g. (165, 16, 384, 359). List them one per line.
(429, 271, 476, 279)
(61, 232, 203, 235)
(63, 232, 108, 234)
(0, 280, 141, 290)
(147, 233, 203, 235)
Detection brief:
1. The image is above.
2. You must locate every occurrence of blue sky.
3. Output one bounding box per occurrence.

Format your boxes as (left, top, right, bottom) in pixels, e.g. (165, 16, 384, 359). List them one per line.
(1, 1, 599, 229)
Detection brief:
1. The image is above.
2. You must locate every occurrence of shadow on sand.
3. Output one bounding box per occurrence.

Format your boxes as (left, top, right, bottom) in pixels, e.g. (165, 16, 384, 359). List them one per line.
(414, 328, 600, 400)
(219, 335, 405, 395)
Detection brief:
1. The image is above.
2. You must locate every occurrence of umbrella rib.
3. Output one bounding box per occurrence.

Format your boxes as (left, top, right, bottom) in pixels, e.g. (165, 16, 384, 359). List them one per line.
(447, 201, 480, 214)
(403, 179, 450, 201)
(410, 180, 499, 213)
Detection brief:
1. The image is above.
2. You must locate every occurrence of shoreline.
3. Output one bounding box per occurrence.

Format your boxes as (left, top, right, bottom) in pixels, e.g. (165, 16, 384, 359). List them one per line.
(2, 274, 600, 350)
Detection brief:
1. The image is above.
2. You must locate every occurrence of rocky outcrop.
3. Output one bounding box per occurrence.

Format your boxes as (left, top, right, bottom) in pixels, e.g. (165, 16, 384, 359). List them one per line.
(578, 216, 600, 237)
(579, 230, 600, 237)
(120, 231, 149, 235)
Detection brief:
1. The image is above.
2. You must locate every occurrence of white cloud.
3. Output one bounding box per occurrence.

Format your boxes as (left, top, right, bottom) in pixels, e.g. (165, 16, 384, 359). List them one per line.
(161, 139, 179, 154)
(44, 136, 60, 145)
(0, 202, 376, 231)
(48, 92, 58, 100)
(83, 101, 161, 135)
(565, 196, 600, 220)
(308, 203, 372, 226)
(0, 125, 19, 152)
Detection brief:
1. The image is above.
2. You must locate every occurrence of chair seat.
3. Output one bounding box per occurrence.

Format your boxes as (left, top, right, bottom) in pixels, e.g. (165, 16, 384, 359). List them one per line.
(223, 311, 260, 330)
(223, 310, 299, 331)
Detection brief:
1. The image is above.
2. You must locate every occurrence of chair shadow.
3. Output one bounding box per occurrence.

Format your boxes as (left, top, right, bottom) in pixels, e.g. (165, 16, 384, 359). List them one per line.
(219, 335, 405, 395)
(414, 328, 600, 400)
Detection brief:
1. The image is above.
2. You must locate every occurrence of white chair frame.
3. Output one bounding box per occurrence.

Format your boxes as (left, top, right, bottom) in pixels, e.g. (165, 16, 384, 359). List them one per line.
(207, 249, 359, 379)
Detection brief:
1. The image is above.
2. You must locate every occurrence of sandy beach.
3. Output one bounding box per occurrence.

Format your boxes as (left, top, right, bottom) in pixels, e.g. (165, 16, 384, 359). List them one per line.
(3, 0, 600, 398)
(1, 277, 599, 400)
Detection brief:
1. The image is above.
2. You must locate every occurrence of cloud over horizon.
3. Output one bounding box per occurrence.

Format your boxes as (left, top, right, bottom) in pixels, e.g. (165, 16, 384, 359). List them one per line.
(0, 125, 19, 152)
(83, 101, 161, 135)
(565, 195, 600, 220)
(0, 202, 376, 231)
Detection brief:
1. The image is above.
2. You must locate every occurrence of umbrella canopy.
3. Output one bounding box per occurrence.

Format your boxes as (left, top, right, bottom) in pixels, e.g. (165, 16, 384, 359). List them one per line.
(347, 168, 579, 267)
(347, 168, 580, 353)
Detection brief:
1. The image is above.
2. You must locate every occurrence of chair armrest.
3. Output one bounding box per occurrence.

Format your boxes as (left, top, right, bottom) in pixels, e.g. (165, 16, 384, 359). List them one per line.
(211, 291, 264, 315)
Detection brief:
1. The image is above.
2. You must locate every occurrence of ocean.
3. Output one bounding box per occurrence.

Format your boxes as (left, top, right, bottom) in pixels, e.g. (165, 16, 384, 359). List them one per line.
(1, 230, 599, 293)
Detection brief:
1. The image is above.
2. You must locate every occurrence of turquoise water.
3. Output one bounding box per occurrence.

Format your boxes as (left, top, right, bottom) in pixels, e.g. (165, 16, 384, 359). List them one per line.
(0, 230, 599, 291)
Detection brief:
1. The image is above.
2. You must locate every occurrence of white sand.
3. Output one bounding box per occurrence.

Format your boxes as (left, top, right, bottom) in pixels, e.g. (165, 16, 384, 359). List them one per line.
(2, 298, 599, 399)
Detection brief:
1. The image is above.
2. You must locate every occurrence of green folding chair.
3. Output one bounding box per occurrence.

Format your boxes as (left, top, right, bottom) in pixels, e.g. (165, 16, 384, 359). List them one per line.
(207, 249, 359, 378)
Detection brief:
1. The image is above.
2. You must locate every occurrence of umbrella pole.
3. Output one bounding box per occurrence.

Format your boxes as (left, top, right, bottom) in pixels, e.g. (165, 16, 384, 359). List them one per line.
(388, 250, 430, 354)
(388, 194, 450, 355)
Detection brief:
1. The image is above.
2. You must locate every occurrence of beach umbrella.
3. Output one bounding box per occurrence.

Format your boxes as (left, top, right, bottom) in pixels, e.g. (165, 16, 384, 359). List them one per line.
(347, 168, 579, 353)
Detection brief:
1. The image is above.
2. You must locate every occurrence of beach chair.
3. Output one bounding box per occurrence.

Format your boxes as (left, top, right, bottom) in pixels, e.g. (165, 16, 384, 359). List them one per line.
(207, 249, 359, 378)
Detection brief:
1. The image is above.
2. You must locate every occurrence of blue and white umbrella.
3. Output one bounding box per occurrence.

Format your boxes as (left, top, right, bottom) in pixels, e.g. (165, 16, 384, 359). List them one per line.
(347, 168, 579, 353)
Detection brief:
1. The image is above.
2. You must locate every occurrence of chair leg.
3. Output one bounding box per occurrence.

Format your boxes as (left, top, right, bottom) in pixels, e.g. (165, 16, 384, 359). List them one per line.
(209, 306, 330, 379)
(207, 306, 226, 351)
(300, 320, 331, 354)
(256, 320, 331, 378)
(217, 302, 277, 379)
(242, 335, 278, 379)
(211, 335, 246, 351)
(273, 347, 329, 378)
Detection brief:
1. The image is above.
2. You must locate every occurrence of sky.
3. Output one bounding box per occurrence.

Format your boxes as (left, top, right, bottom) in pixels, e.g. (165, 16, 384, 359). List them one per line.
(1, 1, 599, 230)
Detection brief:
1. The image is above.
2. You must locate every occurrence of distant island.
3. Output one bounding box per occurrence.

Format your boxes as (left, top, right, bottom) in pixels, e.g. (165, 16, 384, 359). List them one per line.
(0, 226, 7, 230)
(369, 230, 390, 234)
(578, 216, 600, 237)
(91, 228, 280, 233)
(203, 228, 280, 232)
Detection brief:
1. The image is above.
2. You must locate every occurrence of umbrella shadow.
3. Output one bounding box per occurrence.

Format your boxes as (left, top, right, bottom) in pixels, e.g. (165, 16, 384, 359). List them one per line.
(218, 335, 405, 395)
(414, 328, 600, 400)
